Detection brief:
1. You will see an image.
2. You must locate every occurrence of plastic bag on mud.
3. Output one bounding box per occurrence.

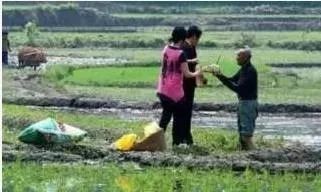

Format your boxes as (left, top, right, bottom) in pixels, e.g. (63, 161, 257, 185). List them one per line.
(18, 118, 87, 145)
(133, 122, 166, 152)
(113, 122, 166, 152)
(114, 134, 139, 151)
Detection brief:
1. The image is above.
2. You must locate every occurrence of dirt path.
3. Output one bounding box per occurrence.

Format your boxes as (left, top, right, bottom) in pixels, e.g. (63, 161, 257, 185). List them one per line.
(3, 143, 321, 173)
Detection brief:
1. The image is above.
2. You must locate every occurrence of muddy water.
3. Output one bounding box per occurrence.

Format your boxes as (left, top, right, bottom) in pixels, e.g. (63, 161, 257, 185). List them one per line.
(8, 54, 128, 67)
(32, 106, 321, 147)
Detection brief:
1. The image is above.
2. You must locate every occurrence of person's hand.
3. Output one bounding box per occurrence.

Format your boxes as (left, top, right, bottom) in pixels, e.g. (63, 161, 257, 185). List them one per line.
(195, 65, 203, 75)
(195, 69, 202, 77)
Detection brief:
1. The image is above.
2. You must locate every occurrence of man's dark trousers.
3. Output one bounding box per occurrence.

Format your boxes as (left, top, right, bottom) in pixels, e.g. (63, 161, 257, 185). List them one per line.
(183, 83, 195, 145)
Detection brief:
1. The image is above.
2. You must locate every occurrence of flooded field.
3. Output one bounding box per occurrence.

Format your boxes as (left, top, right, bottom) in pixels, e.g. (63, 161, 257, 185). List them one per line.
(35, 106, 321, 147)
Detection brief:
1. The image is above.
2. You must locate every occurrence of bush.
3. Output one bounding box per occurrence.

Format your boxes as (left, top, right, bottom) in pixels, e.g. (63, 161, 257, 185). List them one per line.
(267, 41, 321, 51)
(234, 32, 258, 48)
(24, 21, 40, 46)
(44, 65, 74, 82)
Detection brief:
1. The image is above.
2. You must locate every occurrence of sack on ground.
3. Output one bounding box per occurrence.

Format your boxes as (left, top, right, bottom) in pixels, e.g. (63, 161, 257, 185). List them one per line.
(18, 118, 87, 144)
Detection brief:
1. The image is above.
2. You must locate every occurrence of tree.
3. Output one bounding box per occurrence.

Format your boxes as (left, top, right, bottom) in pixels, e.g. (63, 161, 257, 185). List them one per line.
(24, 21, 40, 46)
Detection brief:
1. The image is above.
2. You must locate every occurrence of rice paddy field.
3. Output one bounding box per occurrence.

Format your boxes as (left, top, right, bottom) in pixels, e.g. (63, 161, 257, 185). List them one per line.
(9, 31, 321, 48)
(4, 162, 321, 192)
(2, 1, 321, 192)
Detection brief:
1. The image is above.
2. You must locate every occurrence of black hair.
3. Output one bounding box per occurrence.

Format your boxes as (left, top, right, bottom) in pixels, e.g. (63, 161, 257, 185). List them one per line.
(169, 26, 186, 43)
(2, 30, 8, 35)
(186, 25, 202, 39)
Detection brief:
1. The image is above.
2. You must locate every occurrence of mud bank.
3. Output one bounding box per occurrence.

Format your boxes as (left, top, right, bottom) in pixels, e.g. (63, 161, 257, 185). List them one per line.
(4, 96, 321, 113)
(3, 143, 321, 173)
(267, 63, 321, 68)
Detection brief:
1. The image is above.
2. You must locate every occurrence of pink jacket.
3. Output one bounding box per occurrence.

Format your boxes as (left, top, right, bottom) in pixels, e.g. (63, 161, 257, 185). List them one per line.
(157, 45, 186, 102)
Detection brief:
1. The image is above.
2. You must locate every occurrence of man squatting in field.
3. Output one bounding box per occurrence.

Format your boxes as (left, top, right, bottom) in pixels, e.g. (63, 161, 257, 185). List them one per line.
(180, 26, 203, 146)
(157, 27, 201, 146)
(213, 46, 258, 150)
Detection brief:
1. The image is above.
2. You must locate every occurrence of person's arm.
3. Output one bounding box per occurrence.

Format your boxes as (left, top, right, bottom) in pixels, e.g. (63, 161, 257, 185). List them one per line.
(184, 46, 198, 66)
(216, 70, 252, 94)
(228, 70, 240, 82)
(181, 62, 200, 78)
(8, 40, 11, 52)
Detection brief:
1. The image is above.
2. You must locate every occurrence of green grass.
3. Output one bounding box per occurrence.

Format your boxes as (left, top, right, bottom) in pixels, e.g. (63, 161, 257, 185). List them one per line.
(40, 48, 321, 67)
(3, 104, 284, 152)
(59, 65, 321, 89)
(3, 104, 149, 142)
(59, 58, 238, 87)
(10, 31, 321, 48)
(5, 46, 321, 104)
(63, 66, 159, 87)
(4, 161, 321, 192)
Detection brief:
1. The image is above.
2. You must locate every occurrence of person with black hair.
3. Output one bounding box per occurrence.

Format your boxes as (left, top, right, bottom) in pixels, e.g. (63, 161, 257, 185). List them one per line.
(2, 31, 11, 65)
(180, 25, 203, 145)
(157, 26, 201, 146)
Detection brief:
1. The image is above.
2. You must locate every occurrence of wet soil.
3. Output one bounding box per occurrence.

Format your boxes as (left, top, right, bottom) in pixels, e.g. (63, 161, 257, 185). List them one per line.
(4, 96, 321, 113)
(267, 63, 321, 68)
(3, 143, 321, 173)
(3, 60, 321, 173)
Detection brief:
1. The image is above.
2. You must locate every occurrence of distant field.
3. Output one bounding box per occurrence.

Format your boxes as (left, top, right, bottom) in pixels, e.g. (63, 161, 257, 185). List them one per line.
(2, 5, 40, 10)
(2, 3, 75, 11)
(10, 31, 321, 49)
(58, 59, 237, 87)
(63, 66, 159, 87)
(36, 46, 321, 104)
(113, 13, 321, 18)
(41, 48, 321, 68)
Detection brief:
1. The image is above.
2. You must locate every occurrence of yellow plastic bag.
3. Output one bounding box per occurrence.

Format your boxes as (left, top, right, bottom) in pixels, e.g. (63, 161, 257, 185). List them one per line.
(114, 134, 138, 151)
(133, 122, 166, 152)
(144, 122, 160, 137)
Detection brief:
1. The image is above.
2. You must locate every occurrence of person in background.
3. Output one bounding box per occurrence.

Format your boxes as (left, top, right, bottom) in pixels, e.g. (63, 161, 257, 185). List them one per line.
(157, 26, 201, 146)
(2, 30, 12, 65)
(180, 25, 202, 146)
(212, 46, 258, 150)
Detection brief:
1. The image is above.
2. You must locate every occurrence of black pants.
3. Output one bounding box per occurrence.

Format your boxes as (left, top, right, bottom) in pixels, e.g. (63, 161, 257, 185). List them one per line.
(158, 94, 187, 146)
(182, 85, 195, 145)
(2, 51, 8, 65)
